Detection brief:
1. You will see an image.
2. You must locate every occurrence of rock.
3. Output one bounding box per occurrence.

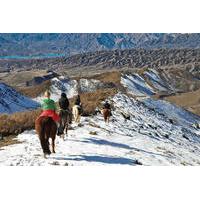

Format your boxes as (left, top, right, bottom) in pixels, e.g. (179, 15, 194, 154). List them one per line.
(135, 160, 143, 165)
(51, 161, 60, 165)
(64, 162, 69, 166)
(89, 131, 98, 135)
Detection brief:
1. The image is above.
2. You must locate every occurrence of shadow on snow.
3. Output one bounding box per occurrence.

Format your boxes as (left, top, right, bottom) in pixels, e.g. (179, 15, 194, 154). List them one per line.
(68, 137, 168, 158)
(51, 154, 136, 165)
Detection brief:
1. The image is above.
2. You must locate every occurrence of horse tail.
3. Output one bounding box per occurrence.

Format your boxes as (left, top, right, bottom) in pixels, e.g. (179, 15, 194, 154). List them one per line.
(39, 117, 52, 154)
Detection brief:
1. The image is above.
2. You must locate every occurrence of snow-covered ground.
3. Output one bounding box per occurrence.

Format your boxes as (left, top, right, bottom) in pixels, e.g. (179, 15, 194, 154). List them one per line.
(144, 69, 168, 92)
(1, 93, 200, 166)
(121, 73, 155, 96)
(0, 83, 39, 114)
(34, 76, 78, 102)
(34, 76, 112, 102)
(142, 98, 200, 127)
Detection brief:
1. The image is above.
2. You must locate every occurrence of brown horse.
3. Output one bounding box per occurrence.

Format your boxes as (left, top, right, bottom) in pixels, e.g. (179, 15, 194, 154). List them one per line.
(35, 116, 57, 158)
(58, 109, 72, 140)
(101, 108, 111, 123)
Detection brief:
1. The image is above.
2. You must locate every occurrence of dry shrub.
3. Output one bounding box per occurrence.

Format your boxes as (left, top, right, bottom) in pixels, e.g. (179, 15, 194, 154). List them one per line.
(89, 71, 121, 84)
(17, 80, 51, 98)
(0, 135, 21, 148)
(0, 109, 42, 136)
(69, 88, 117, 116)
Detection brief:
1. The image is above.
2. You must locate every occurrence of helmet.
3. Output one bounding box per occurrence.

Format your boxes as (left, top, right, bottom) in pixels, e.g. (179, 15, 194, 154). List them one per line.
(61, 93, 67, 98)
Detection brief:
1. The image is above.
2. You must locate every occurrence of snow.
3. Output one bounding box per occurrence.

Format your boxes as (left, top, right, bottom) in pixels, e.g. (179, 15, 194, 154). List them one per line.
(0, 83, 39, 114)
(144, 69, 168, 92)
(142, 97, 200, 127)
(34, 76, 78, 102)
(121, 73, 155, 96)
(34, 76, 109, 103)
(1, 93, 200, 166)
(79, 78, 105, 92)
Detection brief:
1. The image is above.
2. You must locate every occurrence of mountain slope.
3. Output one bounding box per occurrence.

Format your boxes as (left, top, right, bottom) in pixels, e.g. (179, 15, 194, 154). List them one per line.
(0, 83, 39, 114)
(1, 33, 200, 57)
(0, 93, 200, 166)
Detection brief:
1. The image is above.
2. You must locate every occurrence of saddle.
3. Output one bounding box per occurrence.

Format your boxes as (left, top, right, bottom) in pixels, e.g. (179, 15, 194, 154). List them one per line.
(59, 109, 72, 124)
(59, 109, 70, 117)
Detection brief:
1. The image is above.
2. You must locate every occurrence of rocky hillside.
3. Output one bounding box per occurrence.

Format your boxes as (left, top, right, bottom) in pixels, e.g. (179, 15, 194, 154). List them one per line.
(1, 48, 200, 73)
(62, 48, 200, 69)
(1, 33, 200, 58)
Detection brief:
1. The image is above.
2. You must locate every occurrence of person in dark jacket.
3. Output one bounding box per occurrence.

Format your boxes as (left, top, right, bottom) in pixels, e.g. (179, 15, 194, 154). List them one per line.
(74, 94, 81, 106)
(103, 101, 111, 110)
(58, 93, 72, 135)
(59, 93, 69, 110)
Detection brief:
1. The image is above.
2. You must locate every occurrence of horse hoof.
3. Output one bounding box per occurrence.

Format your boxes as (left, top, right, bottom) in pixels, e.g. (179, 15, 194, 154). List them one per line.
(43, 154, 47, 159)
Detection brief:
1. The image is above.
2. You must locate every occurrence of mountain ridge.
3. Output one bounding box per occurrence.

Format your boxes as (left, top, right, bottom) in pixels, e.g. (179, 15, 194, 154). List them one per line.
(1, 33, 200, 57)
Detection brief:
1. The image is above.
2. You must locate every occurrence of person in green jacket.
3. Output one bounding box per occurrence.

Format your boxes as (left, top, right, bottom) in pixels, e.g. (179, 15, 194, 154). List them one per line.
(39, 90, 60, 122)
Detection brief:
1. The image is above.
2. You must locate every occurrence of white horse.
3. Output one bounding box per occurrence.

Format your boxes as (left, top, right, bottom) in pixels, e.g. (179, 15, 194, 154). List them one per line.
(72, 105, 81, 123)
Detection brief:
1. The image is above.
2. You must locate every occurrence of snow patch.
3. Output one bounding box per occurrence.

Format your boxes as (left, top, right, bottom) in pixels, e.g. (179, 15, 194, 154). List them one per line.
(34, 76, 78, 102)
(121, 73, 155, 96)
(144, 69, 168, 92)
(0, 83, 39, 114)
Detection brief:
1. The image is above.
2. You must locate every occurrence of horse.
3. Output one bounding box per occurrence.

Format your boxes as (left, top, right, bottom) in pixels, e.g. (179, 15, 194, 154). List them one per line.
(58, 109, 72, 140)
(72, 105, 82, 123)
(35, 116, 57, 158)
(101, 108, 111, 123)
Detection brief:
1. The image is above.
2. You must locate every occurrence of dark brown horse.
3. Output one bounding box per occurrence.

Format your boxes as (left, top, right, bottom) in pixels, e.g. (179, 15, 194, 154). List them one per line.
(35, 116, 57, 158)
(101, 108, 111, 123)
(58, 109, 72, 140)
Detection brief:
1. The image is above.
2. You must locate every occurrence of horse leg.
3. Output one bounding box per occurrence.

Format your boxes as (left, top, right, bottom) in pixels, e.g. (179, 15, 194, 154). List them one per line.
(78, 115, 81, 123)
(61, 133, 65, 141)
(63, 122, 68, 139)
(74, 111, 78, 123)
(103, 115, 107, 123)
(42, 139, 51, 158)
(39, 133, 49, 156)
(62, 118, 68, 140)
(51, 137, 56, 153)
(46, 139, 51, 155)
(65, 123, 68, 137)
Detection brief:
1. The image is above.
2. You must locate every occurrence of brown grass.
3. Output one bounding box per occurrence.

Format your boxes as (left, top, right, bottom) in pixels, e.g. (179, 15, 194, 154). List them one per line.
(73, 71, 122, 86)
(0, 135, 21, 149)
(0, 109, 42, 136)
(17, 80, 51, 98)
(69, 88, 118, 116)
(89, 71, 121, 84)
(162, 89, 200, 116)
(1, 70, 48, 87)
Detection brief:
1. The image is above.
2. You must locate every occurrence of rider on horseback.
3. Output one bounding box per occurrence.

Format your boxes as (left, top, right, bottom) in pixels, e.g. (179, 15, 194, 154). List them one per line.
(57, 92, 72, 136)
(103, 101, 111, 110)
(59, 92, 72, 123)
(74, 94, 83, 114)
(59, 92, 69, 110)
(102, 100, 112, 116)
(101, 101, 112, 123)
(40, 90, 60, 122)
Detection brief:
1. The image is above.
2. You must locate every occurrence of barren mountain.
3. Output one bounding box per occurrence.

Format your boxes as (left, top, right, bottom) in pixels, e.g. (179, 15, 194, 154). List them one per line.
(1, 33, 200, 58)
